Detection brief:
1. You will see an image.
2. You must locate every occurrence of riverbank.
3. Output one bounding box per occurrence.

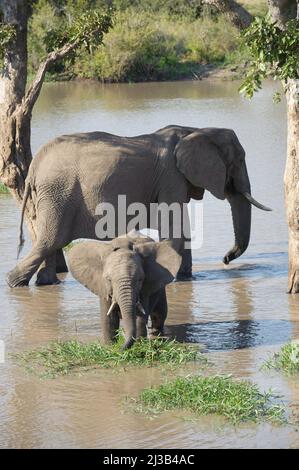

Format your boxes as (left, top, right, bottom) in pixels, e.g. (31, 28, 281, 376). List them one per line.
(33, 12, 243, 83)
(47, 62, 248, 87)
(29, 1, 267, 84)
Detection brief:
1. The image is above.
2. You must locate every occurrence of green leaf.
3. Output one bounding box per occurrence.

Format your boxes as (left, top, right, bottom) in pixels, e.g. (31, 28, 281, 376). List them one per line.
(272, 91, 281, 103)
(0, 23, 16, 60)
(240, 17, 299, 99)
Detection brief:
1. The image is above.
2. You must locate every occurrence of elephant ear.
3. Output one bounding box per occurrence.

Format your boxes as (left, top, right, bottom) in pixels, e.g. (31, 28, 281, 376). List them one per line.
(67, 241, 111, 296)
(175, 131, 226, 200)
(136, 240, 181, 295)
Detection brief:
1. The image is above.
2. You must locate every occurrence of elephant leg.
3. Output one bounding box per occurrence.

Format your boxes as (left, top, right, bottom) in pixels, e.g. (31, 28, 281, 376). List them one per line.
(157, 197, 193, 280)
(100, 298, 120, 344)
(36, 253, 60, 286)
(136, 295, 149, 339)
(176, 205, 193, 280)
(149, 289, 167, 338)
(30, 203, 73, 285)
(136, 313, 147, 339)
(176, 244, 193, 281)
(6, 204, 72, 287)
(56, 248, 68, 273)
(6, 243, 55, 287)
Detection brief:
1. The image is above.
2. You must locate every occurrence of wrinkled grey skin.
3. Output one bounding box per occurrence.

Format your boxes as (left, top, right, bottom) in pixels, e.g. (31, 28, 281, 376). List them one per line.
(67, 234, 181, 349)
(6, 125, 270, 287)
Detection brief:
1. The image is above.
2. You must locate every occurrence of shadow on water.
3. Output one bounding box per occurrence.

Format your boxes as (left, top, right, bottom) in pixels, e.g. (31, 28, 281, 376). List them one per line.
(193, 262, 288, 281)
(169, 263, 299, 351)
(165, 320, 295, 351)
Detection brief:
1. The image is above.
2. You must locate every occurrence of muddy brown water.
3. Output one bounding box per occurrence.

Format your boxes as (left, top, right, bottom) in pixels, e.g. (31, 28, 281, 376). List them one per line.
(1, 80, 299, 449)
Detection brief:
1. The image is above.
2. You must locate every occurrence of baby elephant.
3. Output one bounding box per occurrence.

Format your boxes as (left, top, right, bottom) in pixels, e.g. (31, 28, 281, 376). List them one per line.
(67, 234, 181, 349)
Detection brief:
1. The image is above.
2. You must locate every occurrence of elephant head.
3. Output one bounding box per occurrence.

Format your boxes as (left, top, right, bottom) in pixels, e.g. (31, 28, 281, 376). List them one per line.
(174, 127, 271, 264)
(67, 236, 181, 349)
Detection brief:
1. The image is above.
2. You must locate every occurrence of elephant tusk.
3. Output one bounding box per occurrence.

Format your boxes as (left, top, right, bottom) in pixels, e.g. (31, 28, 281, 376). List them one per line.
(107, 300, 117, 316)
(136, 300, 146, 316)
(241, 192, 272, 212)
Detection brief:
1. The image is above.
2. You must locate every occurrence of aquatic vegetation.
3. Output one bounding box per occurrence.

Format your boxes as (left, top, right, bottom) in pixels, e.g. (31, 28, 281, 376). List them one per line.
(13, 337, 204, 377)
(134, 375, 285, 424)
(63, 242, 74, 252)
(263, 342, 299, 375)
(0, 182, 9, 194)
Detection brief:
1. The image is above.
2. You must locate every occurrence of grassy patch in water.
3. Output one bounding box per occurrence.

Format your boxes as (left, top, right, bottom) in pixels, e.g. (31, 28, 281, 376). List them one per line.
(63, 241, 75, 252)
(13, 337, 203, 378)
(134, 375, 284, 424)
(263, 342, 299, 375)
(0, 182, 9, 194)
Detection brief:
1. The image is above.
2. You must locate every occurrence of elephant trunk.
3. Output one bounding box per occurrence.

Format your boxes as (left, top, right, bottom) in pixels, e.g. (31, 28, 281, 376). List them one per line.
(116, 282, 137, 349)
(223, 192, 252, 264)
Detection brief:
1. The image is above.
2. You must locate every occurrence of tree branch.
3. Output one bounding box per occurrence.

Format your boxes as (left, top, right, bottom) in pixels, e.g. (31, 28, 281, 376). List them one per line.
(22, 40, 79, 116)
(203, 0, 253, 29)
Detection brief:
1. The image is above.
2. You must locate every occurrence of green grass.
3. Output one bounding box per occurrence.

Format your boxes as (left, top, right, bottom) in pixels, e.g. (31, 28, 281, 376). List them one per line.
(28, 1, 269, 83)
(72, 11, 243, 82)
(13, 337, 203, 378)
(263, 342, 299, 375)
(0, 182, 9, 194)
(29, 3, 248, 83)
(134, 375, 284, 424)
(63, 242, 75, 252)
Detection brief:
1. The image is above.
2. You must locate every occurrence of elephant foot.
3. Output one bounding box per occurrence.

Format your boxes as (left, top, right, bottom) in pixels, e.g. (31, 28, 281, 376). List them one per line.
(6, 269, 30, 288)
(100, 336, 115, 346)
(122, 338, 135, 350)
(175, 271, 195, 281)
(148, 327, 164, 339)
(36, 267, 61, 286)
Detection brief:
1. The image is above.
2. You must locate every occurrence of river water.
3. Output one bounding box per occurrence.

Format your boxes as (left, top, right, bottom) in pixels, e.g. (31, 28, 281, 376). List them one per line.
(0, 80, 298, 449)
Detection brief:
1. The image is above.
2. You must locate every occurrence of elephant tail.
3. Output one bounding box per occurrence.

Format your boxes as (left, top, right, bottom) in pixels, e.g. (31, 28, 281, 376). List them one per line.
(17, 183, 31, 259)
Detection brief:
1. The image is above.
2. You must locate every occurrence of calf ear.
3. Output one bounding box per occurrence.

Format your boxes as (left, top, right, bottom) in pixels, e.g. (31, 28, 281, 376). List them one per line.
(136, 240, 182, 295)
(67, 241, 111, 296)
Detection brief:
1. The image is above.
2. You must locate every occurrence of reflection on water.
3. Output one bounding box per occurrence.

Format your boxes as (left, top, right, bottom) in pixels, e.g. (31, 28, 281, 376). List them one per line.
(0, 79, 299, 449)
(165, 320, 294, 350)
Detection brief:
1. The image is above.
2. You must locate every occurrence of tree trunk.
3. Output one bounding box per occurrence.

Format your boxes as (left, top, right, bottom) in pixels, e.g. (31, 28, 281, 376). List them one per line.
(210, 0, 298, 292)
(268, 1, 299, 293)
(284, 79, 299, 293)
(268, 0, 297, 28)
(0, 0, 78, 246)
(0, 0, 37, 242)
(203, 0, 253, 29)
(0, 0, 31, 200)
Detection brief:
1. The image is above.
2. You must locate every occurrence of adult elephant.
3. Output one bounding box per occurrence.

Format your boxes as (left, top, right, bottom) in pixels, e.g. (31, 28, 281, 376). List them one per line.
(6, 125, 270, 287)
